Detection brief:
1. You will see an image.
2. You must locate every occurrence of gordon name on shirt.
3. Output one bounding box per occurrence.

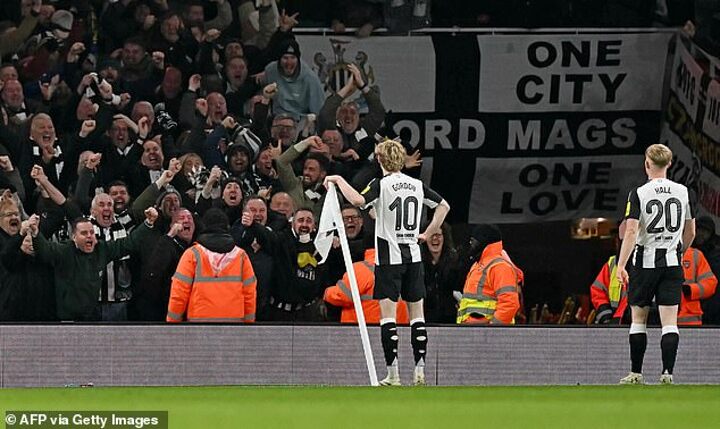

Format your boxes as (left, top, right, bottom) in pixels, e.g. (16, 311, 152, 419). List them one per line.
(392, 182, 417, 192)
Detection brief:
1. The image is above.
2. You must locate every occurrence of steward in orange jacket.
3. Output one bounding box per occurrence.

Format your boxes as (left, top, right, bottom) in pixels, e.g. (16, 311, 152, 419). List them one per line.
(591, 247, 717, 326)
(590, 255, 629, 323)
(679, 247, 717, 325)
(167, 209, 257, 323)
(457, 225, 523, 325)
(324, 249, 409, 324)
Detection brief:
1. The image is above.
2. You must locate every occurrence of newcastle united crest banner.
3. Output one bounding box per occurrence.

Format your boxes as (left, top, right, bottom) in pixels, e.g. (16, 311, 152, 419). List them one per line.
(297, 31, 674, 223)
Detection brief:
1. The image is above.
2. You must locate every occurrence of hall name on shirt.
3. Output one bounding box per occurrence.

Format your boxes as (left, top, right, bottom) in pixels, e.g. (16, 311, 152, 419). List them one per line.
(655, 186, 671, 194)
(392, 182, 417, 192)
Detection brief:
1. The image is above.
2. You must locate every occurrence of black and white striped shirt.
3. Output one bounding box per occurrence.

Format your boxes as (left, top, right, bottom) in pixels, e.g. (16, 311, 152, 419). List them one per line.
(361, 172, 443, 265)
(625, 178, 693, 269)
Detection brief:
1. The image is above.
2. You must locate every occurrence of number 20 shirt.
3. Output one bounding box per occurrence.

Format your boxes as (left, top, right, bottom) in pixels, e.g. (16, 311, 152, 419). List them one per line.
(625, 178, 693, 269)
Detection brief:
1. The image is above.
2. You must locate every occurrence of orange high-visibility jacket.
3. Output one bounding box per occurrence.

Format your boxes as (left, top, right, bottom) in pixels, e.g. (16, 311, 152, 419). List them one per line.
(323, 249, 409, 324)
(167, 243, 257, 323)
(457, 241, 522, 325)
(590, 256, 628, 322)
(680, 247, 717, 326)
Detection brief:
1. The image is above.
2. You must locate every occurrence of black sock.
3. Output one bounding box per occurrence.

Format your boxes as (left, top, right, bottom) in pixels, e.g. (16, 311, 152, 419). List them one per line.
(380, 321, 398, 366)
(629, 333, 647, 374)
(661, 333, 680, 375)
(411, 320, 427, 366)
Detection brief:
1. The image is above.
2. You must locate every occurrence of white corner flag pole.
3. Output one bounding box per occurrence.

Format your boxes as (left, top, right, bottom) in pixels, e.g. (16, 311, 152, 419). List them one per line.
(323, 184, 379, 386)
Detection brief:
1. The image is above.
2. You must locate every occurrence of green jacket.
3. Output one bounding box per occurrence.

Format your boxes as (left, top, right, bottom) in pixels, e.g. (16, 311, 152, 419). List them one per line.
(33, 222, 153, 320)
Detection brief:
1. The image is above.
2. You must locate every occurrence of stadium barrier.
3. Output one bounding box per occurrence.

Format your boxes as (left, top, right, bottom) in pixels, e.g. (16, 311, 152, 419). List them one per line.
(1, 325, 718, 387)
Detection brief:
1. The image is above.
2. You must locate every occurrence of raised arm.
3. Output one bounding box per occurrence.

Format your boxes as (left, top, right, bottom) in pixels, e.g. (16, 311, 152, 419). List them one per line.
(324, 175, 365, 207)
(682, 219, 696, 253)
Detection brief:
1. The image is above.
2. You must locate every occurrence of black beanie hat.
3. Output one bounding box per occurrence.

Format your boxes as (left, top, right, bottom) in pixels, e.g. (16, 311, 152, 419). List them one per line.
(201, 208, 230, 234)
(469, 224, 502, 246)
(278, 39, 301, 60)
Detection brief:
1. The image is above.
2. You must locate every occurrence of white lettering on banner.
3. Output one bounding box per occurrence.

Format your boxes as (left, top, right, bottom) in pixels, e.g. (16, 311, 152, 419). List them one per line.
(394, 119, 487, 150)
(458, 119, 486, 149)
(392, 117, 637, 151)
(672, 40, 703, 123)
(295, 35, 435, 113)
(468, 156, 645, 223)
(703, 78, 720, 141)
(507, 118, 636, 150)
(478, 33, 672, 112)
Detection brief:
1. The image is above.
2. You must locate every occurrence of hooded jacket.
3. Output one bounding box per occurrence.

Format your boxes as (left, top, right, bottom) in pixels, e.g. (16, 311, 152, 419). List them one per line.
(263, 50, 325, 118)
(167, 231, 257, 322)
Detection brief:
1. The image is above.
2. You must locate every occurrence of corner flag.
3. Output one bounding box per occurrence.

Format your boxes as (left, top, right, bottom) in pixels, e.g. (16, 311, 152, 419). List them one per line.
(314, 183, 379, 386)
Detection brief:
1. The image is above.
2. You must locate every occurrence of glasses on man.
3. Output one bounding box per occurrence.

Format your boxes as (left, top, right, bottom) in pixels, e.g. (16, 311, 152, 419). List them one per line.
(0, 211, 20, 218)
(342, 215, 361, 222)
(272, 125, 295, 131)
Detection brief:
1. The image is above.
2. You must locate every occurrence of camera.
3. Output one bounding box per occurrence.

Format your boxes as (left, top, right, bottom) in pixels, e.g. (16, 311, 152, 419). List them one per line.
(154, 103, 178, 132)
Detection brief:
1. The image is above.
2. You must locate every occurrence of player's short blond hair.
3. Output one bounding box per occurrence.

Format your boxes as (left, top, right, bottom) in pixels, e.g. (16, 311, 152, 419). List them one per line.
(375, 139, 406, 173)
(645, 143, 673, 169)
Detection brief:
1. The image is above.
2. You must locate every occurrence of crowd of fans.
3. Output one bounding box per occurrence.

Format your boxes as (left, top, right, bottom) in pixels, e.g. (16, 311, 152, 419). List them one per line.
(0, 0, 477, 323)
(0, 1, 718, 325)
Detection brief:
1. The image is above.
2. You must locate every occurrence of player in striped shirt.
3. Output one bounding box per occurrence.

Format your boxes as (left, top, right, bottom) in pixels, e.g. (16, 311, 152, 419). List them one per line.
(616, 144, 696, 385)
(325, 139, 450, 386)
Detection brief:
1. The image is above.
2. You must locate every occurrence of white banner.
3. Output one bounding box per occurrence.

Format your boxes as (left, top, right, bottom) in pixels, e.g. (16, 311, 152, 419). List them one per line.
(468, 155, 645, 223)
(664, 123, 720, 231)
(296, 35, 435, 113)
(672, 39, 704, 124)
(477, 33, 673, 112)
(661, 36, 720, 230)
(702, 78, 720, 141)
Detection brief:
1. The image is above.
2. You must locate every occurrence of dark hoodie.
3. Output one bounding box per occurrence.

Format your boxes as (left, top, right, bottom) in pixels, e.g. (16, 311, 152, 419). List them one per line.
(131, 234, 190, 321)
(196, 231, 236, 254)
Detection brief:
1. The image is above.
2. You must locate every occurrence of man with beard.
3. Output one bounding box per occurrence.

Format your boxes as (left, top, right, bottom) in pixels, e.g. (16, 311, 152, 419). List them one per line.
(167, 208, 256, 323)
(263, 38, 324, 118)
(29, 207, 159, 321)
(276, 135, 327, 217)
(256, 207, 327, 322)
(132, 208, 195, 321)
(89, 193, 134, 321)
(107, 181, 135, 229)
(232, 196, 274, 320)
